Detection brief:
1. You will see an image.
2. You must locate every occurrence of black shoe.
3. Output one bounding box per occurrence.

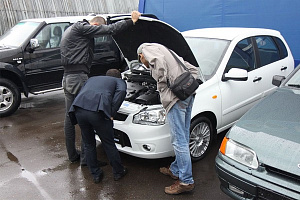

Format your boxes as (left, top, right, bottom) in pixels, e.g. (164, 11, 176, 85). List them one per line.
(81, 160, 108, 167)
(70, 154, 80, 163)
(93, 173, 104, 184)
(114, 168, 128, 181)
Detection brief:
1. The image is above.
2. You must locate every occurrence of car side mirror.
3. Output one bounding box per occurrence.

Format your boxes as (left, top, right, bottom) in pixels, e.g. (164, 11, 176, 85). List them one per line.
(30, 39, 40, 49)
(222, 68, 248, 81)
(272, 75, 285, 87)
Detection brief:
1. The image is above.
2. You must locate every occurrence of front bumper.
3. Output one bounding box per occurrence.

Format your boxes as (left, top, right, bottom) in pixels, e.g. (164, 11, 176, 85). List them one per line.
(96, 103, 175, 159)
(114, 102, 175, 159)
(112, 120, 174, 159)
(215, 152, 300, 200)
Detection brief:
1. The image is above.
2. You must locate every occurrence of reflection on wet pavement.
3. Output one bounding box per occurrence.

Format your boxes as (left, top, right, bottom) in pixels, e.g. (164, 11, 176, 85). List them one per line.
(21, 169, 52, 200)
(0, 91, 231, 200)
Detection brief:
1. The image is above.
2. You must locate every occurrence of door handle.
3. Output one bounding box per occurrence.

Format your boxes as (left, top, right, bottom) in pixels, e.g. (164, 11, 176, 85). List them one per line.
(281, 66, 287, 71)
(253, 77, 262, 82)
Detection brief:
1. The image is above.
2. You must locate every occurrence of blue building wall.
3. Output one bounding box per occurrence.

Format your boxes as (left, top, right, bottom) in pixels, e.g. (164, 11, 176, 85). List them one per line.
(139, 0, 300, 66)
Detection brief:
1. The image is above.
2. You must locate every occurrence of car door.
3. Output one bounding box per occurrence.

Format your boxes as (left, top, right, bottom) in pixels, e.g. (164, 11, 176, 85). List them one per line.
(89, 35, 123, 76)
(219, 37, 264, 127)
(23, 23, 69, 92)
(253, 35, 293, 98)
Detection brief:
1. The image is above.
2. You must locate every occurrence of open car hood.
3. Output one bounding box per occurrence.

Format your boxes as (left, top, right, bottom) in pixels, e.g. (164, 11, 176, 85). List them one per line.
(108, 15, 198, 67)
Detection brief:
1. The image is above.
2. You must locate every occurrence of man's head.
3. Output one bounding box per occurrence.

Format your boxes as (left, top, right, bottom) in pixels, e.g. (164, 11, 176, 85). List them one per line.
(106, 69, 121, 78)
(89, 16, 106, 26)
(137, 44, 150, 68)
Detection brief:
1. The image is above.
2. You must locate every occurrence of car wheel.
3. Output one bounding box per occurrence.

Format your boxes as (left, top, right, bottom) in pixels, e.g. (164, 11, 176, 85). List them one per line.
(0, 78, 21, 117)
(189, 116, 213, 162)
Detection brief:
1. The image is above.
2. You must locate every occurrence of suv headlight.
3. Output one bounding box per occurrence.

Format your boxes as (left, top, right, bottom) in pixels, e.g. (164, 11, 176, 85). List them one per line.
(220, 137, 259, 169)
(133, 107, 166, 126)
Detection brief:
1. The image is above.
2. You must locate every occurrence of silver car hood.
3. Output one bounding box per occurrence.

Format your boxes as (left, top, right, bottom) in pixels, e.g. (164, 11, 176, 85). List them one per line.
(108, 15, 199, 67)
(228, 88, 300, 176)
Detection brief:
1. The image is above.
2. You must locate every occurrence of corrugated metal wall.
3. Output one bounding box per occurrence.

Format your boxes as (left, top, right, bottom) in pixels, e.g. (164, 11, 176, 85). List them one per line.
(0, 0, 139, 35)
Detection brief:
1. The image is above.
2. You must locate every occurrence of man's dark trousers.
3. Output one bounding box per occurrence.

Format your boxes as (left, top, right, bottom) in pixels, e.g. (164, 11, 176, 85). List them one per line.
(62, 73, 88, 162)
(75, 107, 124, 178)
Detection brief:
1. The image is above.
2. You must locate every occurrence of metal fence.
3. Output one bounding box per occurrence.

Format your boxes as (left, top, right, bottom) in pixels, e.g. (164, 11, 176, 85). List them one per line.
(0, 0, 139, 35)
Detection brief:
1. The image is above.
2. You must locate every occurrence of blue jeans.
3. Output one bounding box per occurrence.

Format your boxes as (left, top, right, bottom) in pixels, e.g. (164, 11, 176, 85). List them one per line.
(168, 95, 194, 184)
(75, 108, 124, 179)
(62, 73, 88, 162)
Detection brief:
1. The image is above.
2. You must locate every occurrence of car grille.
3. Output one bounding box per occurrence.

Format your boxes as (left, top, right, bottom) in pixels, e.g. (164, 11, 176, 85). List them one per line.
(113, 129, 132, 147)
(257, 186, 296, 200)
(114, 112, 128, 121)
(266, 165, 300, 183)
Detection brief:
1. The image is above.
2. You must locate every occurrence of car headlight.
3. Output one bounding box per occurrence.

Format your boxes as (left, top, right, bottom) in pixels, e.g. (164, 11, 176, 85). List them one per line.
(220, 137, 259, 169)
(133, 107, 166, 126)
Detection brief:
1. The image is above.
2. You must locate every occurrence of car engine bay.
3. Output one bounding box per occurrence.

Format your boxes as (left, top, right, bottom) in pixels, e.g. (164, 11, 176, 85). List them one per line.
(122, 61, 161, 105)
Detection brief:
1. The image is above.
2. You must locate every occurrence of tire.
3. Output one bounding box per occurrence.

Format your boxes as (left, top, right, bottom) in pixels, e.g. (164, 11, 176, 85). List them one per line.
(0, 78, 21, 117)
(189, 116, 214, 162)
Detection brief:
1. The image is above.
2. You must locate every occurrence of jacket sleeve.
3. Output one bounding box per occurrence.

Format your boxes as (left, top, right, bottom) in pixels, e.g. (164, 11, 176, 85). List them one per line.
(81, 19, 133, 37)
(111, 80, 127, 117)
(184, 61, 199, 78)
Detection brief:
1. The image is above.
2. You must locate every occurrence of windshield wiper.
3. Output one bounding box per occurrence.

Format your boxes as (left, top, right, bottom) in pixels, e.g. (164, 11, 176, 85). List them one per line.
(287, 84, 300, 88)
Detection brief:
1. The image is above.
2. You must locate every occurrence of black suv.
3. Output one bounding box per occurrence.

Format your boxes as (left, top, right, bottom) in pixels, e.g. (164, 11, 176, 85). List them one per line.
(0, 16, 125, 117)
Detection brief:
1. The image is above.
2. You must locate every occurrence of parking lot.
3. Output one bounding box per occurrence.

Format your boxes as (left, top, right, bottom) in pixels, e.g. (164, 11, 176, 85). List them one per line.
(0, 90, 231, 200)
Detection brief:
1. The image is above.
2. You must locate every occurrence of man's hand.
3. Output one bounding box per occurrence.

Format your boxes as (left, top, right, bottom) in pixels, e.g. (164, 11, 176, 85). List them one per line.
(131, 11, 141, 24)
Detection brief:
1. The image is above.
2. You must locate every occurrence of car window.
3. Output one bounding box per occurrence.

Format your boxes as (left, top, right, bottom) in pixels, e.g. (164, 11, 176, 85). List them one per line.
(94, 35, 111, 52)
(92, 35, 121, 66)
(35, 23, 69, 49)
(225, 38, 255, 73)
(255, 36, 280, 66)
(184, 37, 229, 80)
(274, 37, 288, 59)
(0, 21, 40, 47)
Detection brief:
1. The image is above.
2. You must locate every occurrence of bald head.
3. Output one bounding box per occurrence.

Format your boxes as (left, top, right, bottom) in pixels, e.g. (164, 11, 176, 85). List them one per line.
(89, 16, 106, 26)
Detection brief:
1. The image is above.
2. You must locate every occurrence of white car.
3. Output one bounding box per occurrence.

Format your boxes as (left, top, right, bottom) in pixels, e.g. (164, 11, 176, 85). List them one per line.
(104, 16, 294, 161)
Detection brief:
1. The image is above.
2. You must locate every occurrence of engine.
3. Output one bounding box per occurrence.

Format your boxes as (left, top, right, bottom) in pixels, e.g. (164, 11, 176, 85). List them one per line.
(122, 61, 161, 105)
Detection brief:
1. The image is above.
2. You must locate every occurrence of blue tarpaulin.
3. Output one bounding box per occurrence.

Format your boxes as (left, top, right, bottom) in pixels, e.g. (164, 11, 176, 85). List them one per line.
(139, 0, 300, 66)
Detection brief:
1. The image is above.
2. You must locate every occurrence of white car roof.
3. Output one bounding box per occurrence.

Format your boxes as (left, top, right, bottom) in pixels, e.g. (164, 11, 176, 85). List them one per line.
(182, 27, 281, 41)
(20, 14, 115, 24)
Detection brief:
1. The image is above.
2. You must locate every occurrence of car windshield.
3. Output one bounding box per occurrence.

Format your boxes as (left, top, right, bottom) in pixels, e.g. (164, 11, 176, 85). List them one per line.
(285, 67, 300, 88)
(0, 21, 40, 47)
(184, 37, 229, 79)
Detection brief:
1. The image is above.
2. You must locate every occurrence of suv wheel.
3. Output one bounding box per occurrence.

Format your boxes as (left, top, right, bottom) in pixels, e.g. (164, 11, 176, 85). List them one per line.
(0, 79, 21, 117)
(189, 116, 213, 162)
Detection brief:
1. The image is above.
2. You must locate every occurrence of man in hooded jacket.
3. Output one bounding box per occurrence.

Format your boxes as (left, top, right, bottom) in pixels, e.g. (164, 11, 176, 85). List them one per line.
(137, 43, 199, 195)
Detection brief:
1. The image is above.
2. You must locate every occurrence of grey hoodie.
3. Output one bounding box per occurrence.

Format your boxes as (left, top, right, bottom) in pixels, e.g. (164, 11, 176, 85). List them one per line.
(138, 43, 199, 113)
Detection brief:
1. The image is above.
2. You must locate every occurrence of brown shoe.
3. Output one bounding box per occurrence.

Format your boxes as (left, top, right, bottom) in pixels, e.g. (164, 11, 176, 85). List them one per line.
(159, 167, 178, 180)
(165, 180, 195, 195)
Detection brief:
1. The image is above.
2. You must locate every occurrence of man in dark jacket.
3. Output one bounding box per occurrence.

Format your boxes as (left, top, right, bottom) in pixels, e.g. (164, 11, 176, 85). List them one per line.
(69, 69, 127, 183)
(60, 11, 140, 164)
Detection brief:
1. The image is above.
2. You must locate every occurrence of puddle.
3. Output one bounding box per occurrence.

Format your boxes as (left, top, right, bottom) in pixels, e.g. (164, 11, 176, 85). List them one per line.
(7, 151, 21, 166)
(6, 151, 52, 199)
(42, 161, 69, 173)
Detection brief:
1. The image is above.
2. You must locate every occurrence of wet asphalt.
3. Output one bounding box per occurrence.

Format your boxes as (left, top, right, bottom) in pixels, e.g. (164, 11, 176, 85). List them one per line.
(0, 90, 232, 200)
